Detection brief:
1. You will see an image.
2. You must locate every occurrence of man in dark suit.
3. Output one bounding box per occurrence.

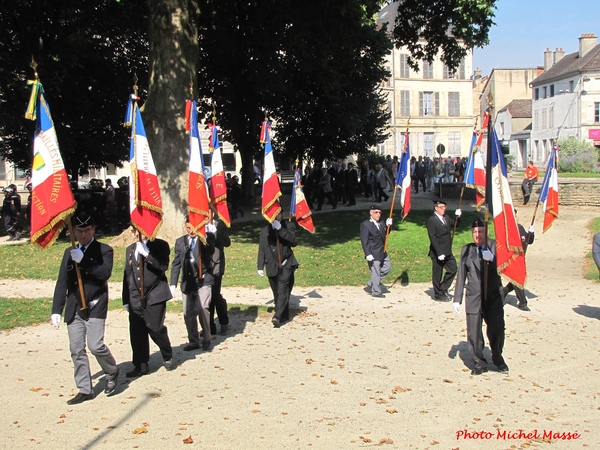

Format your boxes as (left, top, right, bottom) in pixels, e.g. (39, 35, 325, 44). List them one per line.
(345, 162, 359, 207)
(593, 232, 600, 278)
(170, 217, 216, 351)
(257, 211, 299, 327)
(453, 218, 508, 376)
(427, 199, 461, 301)
(360, 204, 393, 298)
(123, 228, 174, 377)
(52, 211, 119, 405)
(208, 215, 230, 334)
(501, 209, 534, 311)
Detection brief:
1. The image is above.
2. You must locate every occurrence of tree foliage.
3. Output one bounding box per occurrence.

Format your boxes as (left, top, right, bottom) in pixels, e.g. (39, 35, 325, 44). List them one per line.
(387, 0, 497, 71)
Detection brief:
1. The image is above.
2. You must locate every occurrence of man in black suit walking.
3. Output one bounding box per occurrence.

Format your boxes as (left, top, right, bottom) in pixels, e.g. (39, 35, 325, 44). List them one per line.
(453, 218, 508, 376)
(52, 211, 119, 404)
(123, 228, 174, 376)
(257, 211, 299, 327)
(426, 199, 461, 301)
(360, 204, 393, 298)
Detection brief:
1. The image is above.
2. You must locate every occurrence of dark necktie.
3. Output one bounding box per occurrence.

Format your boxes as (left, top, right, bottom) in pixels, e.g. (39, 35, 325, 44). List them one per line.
(478, 246, 483, 259)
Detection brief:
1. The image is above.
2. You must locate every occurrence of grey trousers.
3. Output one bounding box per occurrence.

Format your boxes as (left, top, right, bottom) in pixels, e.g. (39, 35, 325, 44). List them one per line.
(367, 256, 391, 295)
(67, 315, 117, 394)
(184, 285, 212, 345)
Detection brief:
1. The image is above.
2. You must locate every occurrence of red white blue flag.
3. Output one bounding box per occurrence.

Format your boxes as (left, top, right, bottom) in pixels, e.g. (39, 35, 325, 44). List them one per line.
(26, 82, 76, 248)
(208, 123, 231, 227)
(486, 123, 526, 288)
(125, 94, 163, 240)
(260, 120, 282, 223)
(539, 145, 559, 233)
(395, 133, 411, 219)
(290, 168, 315, 233)
(464, 109, 489, 210)
(185, 100, 210, 242)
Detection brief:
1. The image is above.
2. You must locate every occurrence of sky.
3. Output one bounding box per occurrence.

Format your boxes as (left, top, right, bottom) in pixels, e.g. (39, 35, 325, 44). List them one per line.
(473, 0, 600, 76)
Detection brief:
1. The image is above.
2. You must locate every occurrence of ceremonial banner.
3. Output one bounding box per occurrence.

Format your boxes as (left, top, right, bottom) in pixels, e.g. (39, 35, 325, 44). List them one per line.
(186, 100, 210, 242)
(463, 132, 486, 210)
(539, 145, 559, 233)
(27, 83, 76, 248)
(486, 124, 526, 287)
(260, 120, 282, 222)
(208, 123, 231, 227)
(395, 133, 411, 219)
(125, 95, 163, 239)
(290, 168, 315, 233)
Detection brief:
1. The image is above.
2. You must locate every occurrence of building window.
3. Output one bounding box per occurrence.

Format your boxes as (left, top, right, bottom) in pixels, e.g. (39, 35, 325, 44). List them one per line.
(448, 92, 460, 117)
(419, 92, 439, 116)
(448, 131, 461, 156)
(383, 65, 391, 87)
(0, 158, 6, 181)
(543, 86, 547, 98)
(443, 59, 465, 79)
(569, 80, 574, 92)
(377, 143, 386, 155)
(549, 106, 554, 128)
(424, 132, 434, 157)
(422, 61, 433, 79)
(542, 109, 547, 129)
(550, 85, 554, 97)
(387, 101, 392, 124)
(595, 102, 600, 122)
(534, 111, 539, 130)
(534, 88, 539, 100)
(400, 90, 410, 116)
(499, 122, 505, 135)
(399, 54, 410, 78)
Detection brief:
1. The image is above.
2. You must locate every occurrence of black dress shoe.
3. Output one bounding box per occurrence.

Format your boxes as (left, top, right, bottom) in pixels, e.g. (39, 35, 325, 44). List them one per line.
(67, 392, 94, 405)
(518, 304, 531, 312)
(220, 324, 229, 334)
(271, 317, 280, 328)
(183, 343, 200, 351)
(497, 364, 509, 374)
(202, 340, 211, 350)
(372, 293, 385, 298)
(126, 363, 149, 378)
(470, 367, 489, 376)
(434, 295, 450, 302)
(104, 368, 120, 395)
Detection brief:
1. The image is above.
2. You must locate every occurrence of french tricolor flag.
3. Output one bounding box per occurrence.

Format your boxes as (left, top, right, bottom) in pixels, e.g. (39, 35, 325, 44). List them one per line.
(260, 120, 282, 223)
(125, 95, 163, 240)
(395, 133, 411, 219)
(208, 123, 231, 227)
(539, 145, 559, 233)
(464, 132, 486, 210)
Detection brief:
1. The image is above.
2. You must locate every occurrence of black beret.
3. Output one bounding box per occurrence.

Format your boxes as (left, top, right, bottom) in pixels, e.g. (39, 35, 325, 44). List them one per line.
(370, 204, 382, 211)
(472, 218, 485, 229)
(73, 211, 95, 227)
(433, 199, 447, 206)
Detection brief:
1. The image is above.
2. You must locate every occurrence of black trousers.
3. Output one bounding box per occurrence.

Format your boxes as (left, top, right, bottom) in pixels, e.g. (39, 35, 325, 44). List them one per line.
(210, 274, 229, 330)
(129, 302, 172, 367)
(466, 306, 505, 370)
(504, 282, 527, 305)
(268, 266, 295, 322)
(431, 254, 457, 297)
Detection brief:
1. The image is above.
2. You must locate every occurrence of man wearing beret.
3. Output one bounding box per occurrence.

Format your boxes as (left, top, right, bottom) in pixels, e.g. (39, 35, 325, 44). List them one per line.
(426, 199, 461, 301)
(453, 218, 508, 376)
(360, 204, 393, 298)
(51, 211, 119, 404)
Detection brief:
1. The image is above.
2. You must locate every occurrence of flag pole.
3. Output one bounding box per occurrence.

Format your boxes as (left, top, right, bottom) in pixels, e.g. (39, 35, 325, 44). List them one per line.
(483, 99, 495, 302)
(384, 119, 410, 252)
(452, 117, 479, 244)
(527, 136, 557, 242)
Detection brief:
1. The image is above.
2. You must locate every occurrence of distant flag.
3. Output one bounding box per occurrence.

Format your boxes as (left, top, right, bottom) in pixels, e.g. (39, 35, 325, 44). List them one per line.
(125, 94, 163, 239)
(290, 167, 315, 233)
(260, 120, 282, 222)
(26, 82, 76, 248)
(538, 145, 559, 232)
(465, 109, 489, 210)
(185, 100, 210, 243)
(207, 122, 231, 227)
(486, 121, 526, 288)
(395, 133, 411, 219)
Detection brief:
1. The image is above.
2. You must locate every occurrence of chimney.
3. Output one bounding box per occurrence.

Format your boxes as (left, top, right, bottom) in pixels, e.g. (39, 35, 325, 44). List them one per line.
(544, 48, 552, 70)
(579, 34, 597, 58)
(474, 67, 482, 79)
(553, 47, 565, 64)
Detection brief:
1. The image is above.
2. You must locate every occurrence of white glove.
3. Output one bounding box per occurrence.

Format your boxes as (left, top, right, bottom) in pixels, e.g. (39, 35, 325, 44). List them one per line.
(70, 248, 84, 263)
(455, 209, 462, 217)
(272, 220, 282, 230)
(51, 314, 61, 328)
(437, 254, 445, 261)
(366, 255, 374, 262)
(257, 269, 264, 277)
(453, 302, 460, 315)
(169, 285, 176, 296)
(123, 304, 129, 312)
(482, 249, 494, 262)
(529, 225, 534, 233)
(135, 241, 149, 258)
(386, 218, 393, 226)
(205, 223, 217, 234)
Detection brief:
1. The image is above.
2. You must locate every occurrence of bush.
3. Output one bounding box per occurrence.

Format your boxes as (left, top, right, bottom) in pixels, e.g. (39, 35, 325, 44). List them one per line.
(557, 137, 599, 173)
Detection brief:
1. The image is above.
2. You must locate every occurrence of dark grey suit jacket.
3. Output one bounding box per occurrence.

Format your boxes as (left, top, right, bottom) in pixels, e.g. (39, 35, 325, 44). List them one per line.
(593, 232, 600, 272)
(170, 232, 215, 293)
(360, 218, 387, 262)
(427, 213, 460, 258)
(453, 239, 503, 314)
(257, 220, 298, 277)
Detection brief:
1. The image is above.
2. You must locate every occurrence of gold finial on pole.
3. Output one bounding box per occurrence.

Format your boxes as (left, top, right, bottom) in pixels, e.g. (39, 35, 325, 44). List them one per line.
(132, 73, 139, 98)
(30, 56, 38, 79)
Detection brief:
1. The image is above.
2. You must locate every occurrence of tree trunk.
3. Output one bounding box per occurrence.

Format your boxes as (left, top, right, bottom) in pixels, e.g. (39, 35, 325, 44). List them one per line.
(142, 0, 199, 244)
